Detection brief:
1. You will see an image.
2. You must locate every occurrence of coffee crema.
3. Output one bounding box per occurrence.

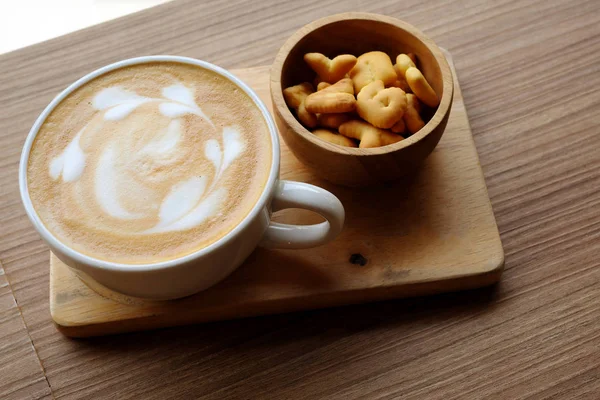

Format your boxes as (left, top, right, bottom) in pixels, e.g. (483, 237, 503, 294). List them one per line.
(27, 62, 272, 264)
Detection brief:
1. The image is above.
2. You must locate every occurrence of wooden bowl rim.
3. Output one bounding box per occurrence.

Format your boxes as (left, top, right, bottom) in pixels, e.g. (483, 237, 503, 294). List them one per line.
(270, 12, 454, 156)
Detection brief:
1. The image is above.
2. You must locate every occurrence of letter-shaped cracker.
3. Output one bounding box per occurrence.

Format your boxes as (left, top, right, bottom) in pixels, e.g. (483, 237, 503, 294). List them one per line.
(392, 53, 415, 93)
(405, 67, 439, 107)
(317, 82, 331, 91)
(339, 120, 403, 149)
(395, 54, 416, 77)
(349, 51, 397, 93)
(389, 77, 410, 92)
(313, 128, 357, 147)
(304, 53, 357, 84)
(390, 118, 406, 134)
(283, 82, 318, 128)
(318, 113, 353, 129)
(317, 78, 354, 94)
(305, 78, 356, 114)
(403, 93, 426, 134)
(356, 80, 407, 129)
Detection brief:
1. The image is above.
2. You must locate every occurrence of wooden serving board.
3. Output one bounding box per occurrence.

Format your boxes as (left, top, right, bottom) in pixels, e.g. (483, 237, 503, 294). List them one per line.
(50, 55, 504, 337)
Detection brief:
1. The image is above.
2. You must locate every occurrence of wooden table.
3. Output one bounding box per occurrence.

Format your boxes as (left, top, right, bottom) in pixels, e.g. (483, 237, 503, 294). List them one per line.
(1, 0, 599, 398)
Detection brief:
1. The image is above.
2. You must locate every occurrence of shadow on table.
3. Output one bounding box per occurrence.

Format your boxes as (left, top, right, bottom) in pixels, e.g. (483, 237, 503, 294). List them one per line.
(70, 283, 501, 398)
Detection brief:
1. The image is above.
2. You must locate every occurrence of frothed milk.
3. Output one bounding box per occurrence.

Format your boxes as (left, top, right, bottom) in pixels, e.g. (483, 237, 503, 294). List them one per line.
(27, 62, 272, 264)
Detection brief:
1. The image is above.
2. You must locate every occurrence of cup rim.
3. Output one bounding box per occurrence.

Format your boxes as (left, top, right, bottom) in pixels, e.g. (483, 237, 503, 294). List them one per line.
(19, 55, 280, 272)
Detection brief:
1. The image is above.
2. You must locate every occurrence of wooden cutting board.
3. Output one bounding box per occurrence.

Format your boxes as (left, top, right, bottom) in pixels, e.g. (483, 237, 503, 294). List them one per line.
(50, 54, 504, 337)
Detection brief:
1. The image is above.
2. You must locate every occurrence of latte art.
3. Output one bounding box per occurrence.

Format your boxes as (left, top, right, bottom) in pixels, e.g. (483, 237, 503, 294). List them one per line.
(50, 83, 244, 234)
(27, 62, 271, 264)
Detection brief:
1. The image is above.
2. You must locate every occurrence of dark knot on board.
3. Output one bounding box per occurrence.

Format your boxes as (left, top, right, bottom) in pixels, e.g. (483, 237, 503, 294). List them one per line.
(349, 253, 368, 266)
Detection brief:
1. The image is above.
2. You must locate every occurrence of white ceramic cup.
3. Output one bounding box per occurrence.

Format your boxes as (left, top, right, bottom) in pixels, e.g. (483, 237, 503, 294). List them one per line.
(19, 56, 345, 300)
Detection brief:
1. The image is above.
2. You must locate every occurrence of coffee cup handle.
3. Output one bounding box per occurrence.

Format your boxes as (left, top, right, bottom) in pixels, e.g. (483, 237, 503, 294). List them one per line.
(259, 180, 345, 249)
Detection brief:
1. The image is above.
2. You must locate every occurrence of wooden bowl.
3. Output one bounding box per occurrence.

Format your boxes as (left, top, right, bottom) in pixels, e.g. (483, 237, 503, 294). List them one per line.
(270, 13, 454, 187)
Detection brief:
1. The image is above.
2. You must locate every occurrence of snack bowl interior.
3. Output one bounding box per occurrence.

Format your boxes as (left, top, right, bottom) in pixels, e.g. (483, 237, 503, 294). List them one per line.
(270, 12, 454, 187)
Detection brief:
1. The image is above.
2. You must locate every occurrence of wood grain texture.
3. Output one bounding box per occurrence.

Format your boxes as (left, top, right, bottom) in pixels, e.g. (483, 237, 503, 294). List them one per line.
(0, 262, 52, 400)
(49, 57, 502, 337)
(0, 0, 599, 398)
